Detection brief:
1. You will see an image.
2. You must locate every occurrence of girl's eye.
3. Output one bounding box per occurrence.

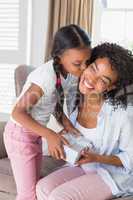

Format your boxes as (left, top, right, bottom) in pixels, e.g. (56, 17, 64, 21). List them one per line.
(73, 63, 81, 67)
(85, 59, 90, 66)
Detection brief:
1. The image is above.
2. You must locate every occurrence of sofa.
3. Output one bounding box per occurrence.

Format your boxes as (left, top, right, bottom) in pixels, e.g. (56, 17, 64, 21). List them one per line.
(0, 65, 133, 200)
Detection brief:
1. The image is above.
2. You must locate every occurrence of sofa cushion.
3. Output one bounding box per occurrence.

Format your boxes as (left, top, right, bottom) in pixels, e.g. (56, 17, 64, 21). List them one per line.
(0, 192, 15, 200)
(40, 156, 65, 177)
(0, 156, 65, 195)
(0, 158, 13, 176)
(15, 65, 34, 97)
(0, 156, 65, 177)
(0, 122, 7, 159)
(0, 173, 16, 195)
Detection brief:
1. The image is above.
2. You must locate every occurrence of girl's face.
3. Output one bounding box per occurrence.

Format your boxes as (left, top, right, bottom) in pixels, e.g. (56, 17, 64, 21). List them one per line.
(79, 57, 118, 95)
(59, 48, 91, 77)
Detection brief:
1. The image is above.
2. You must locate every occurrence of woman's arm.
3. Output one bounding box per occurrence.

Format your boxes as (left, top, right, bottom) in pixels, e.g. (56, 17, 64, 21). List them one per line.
(96, 154, 123, 166)
(77, 150, 123, 167)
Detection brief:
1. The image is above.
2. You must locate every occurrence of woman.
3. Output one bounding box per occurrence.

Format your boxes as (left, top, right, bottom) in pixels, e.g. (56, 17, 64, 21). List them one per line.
(36, 43, 133, 200)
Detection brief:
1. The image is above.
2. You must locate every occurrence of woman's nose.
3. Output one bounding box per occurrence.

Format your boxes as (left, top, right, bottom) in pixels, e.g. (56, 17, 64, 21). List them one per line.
(90, 75, 98, 85)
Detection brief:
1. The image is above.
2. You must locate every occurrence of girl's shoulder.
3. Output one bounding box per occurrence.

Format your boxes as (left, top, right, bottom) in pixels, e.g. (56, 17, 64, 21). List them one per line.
(26, 60, 56, 94)
(30, 60, 54, 77)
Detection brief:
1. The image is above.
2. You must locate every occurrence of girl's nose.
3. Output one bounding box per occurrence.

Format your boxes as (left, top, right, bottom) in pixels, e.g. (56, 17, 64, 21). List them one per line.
(80, 63, 87, 71)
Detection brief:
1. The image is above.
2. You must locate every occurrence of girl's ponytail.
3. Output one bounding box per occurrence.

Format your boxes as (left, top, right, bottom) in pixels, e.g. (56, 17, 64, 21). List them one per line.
(53, 57, 64, 124)
(51, 24, 91, 123)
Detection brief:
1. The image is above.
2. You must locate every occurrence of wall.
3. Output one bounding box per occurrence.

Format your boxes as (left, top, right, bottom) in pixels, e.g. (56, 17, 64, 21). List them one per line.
(0, 1, 50, 121)
(91, 0, 103, 46)
(30, 0, 50, 67)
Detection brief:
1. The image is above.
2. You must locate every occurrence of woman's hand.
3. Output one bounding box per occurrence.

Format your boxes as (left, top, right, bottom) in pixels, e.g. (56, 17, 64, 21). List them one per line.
(77, 149, 123, 167)
(46, 131, 69, 160)
(76, 149, 98, 165)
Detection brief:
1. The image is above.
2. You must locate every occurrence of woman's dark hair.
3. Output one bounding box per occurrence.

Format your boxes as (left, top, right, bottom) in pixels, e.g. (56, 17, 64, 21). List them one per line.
(51, 24, 91, 124)
(89, 42, 133, 108)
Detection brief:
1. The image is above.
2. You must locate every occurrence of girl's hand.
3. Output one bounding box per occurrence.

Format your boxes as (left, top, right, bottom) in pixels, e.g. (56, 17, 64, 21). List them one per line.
(59, 127, 80, 137)
(47, 131, 69, 160)
(64, 122, 81, 136)
(62, 114, 81, 137)
(76, 149, 98, 165)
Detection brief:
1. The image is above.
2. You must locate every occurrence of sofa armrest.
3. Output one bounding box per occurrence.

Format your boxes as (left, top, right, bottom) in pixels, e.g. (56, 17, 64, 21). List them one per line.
(0, 122, 7, 159)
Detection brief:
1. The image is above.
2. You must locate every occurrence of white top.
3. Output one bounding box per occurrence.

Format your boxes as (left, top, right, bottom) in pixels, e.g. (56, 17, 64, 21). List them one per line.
(75, 121, 96, 141)
(69, 103, 133, 198)
(11, 60, 78, 126)
(75, 119, 119, 196)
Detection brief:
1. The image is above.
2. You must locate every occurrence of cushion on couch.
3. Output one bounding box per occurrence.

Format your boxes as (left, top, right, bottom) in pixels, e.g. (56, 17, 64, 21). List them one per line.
(0, 122, 7, 159)
(0, 156, 65, 195)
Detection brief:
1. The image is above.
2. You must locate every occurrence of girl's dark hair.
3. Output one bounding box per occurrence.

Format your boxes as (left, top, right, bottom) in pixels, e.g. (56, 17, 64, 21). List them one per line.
(89, 42, 133, 108)
(51, 24, 91, 124)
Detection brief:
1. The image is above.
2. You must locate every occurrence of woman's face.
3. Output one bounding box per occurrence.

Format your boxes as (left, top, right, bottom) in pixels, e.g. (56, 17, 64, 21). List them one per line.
(79, 57, 118, 95)
(59, 48, 91, 77)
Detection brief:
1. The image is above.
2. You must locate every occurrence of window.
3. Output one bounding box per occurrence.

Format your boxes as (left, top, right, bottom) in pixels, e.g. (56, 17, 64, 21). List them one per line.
(100, 0, 133, 51)
(101, 0, 133, 50)
(0, 0, 30, 114)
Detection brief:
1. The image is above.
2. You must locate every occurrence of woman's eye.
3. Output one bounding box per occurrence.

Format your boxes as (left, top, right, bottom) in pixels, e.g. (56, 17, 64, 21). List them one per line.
(90, 65, 96, 72)
(100, 79, 108, 87)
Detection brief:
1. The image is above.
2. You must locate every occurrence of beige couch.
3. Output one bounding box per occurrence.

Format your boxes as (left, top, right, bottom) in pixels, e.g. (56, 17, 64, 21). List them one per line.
(0, 65, 132, 200)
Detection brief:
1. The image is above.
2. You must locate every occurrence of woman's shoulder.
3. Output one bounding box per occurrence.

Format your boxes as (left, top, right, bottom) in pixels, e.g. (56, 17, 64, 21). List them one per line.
(102, 102, 133, 123)
(106, 102, 133, 120)
(122, 104, 133, 120)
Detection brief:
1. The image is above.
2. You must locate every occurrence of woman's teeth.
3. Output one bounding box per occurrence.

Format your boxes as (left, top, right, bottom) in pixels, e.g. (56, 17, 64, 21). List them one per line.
(84, 80, 94, 89)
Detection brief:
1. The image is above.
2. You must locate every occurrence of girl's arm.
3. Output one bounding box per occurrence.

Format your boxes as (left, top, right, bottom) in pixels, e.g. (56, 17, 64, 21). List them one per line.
(62, 113, 80, 136)
(12, 83, 69, 159)
(12, 83, 54, 138)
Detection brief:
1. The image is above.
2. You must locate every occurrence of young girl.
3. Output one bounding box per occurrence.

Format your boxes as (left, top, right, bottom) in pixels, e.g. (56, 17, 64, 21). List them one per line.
(36, 43, 133, 200)
(4, 24, 91, 200)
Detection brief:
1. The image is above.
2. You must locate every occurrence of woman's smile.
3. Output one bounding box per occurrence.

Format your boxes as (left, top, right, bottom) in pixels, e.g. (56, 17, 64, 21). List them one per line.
(83, 79, 94, 90)
(80, 73, 95, 95)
